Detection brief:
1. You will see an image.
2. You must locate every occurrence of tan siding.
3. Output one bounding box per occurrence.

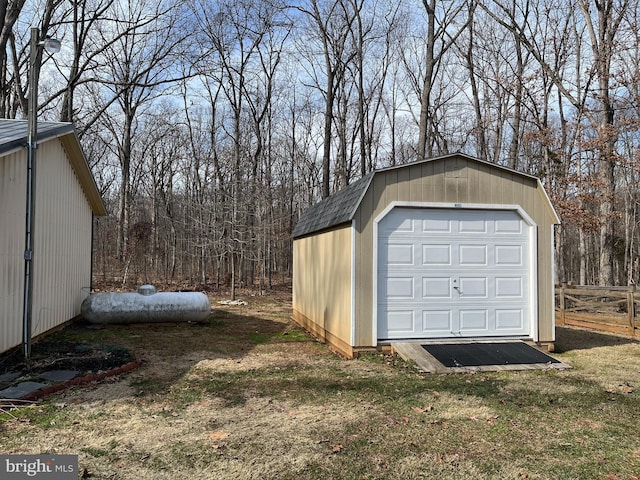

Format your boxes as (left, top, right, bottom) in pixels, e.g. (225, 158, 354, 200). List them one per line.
(386, 170, 398, 204)
(431, 159, 445, 200)
(501, 171, 515, 202)
(293, 225, 352, 346)
(397, 166, 410, 198)
(353, 180, 375, 346)
(445, 177, 457, 202)
(352, 155, 558, 347)
(455, 159, 470, 203)
(409, 164, 422, 202)
(32, 140, 93, 338)
(0, 139, 94, 354)
(0, 151, 27, 354)
(535, 187, 555, 342)
(467, 162, 481, 202)
(353, 170, 374, 345)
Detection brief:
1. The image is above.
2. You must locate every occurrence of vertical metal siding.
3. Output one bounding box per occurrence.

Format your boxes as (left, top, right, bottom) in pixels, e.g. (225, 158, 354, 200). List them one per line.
(0, 150, 27, 354)
(0, 139, 93, 354)
(32, 139, 92, 338)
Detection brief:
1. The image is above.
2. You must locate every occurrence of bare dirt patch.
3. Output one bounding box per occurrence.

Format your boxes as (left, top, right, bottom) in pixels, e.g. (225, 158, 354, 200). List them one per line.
(0, 339, 134, 378)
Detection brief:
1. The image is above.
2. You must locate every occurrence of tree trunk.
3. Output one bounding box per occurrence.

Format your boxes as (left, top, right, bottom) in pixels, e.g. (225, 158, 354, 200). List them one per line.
(417, 0, 436, 161)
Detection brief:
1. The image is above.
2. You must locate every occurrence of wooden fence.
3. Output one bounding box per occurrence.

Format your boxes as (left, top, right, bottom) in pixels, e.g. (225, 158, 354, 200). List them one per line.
(555, 284, 639, 338)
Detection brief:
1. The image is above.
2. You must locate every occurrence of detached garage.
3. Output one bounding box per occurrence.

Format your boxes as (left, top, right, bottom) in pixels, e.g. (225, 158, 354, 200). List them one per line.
(292, 153, 560, 359)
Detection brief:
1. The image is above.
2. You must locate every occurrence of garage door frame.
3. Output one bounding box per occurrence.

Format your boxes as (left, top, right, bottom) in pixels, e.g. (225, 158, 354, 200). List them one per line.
(372, 201, 539, 345)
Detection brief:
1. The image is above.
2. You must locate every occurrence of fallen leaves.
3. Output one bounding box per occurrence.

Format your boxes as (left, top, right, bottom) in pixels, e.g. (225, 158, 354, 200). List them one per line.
(163, 406, 179, 417)
(209, 431, 229, 441)
(485, 415, 499, 425)
(468, 415, 499, 424)
(605, 383, 634, 395)
(411, 405, 434, 413)
(210, 431, 229, 450)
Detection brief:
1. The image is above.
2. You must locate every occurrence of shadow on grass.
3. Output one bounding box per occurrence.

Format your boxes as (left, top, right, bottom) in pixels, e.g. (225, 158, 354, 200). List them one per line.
(554, 326, 636, 353)
(183, 358, 630, 419)
(0, 306, 294, 406)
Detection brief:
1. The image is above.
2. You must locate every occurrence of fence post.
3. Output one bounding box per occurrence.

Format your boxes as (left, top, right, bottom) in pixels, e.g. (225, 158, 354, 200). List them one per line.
(628, 285, 636, 337)
(558, 283, 566, 326)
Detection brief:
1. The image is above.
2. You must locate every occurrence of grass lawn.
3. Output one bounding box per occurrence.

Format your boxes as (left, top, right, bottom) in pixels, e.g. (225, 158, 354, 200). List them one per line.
(1, 291, 639, 479)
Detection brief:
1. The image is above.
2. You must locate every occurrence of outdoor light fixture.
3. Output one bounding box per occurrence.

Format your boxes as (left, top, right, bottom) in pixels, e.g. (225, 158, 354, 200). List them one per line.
(43, 37, 61, 54)
(22, 27, 61, 360)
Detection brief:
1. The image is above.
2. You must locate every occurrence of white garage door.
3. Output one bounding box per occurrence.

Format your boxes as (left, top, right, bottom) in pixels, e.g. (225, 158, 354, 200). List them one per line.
(377, 208, 532, 340)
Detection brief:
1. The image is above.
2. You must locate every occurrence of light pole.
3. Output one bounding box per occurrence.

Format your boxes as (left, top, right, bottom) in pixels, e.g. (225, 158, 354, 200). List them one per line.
(22, 27, 61, 360)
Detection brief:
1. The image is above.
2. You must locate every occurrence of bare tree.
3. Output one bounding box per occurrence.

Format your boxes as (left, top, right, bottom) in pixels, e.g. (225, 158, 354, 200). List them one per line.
(92, 0, 190, 263)
(579, 0, 628, 285)
(485, 0, 629, 285)
(295, 0, 359, 198)
(416, 0, 469, 160)
(190, 0, 288, 298)
(0, 0, 27, 117)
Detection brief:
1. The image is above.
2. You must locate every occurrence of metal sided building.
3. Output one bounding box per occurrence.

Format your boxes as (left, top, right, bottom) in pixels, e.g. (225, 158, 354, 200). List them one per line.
(292, 153, 561, 359)
(0, 119, 107, 355)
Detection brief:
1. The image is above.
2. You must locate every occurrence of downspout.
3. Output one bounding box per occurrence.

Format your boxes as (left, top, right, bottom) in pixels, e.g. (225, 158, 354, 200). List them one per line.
(90, 213, 95, 292)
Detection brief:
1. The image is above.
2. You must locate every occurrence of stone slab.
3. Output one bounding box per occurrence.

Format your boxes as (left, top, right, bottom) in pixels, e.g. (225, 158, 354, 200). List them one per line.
(0, 381, 48, 399)
(0, 372, 21, 384)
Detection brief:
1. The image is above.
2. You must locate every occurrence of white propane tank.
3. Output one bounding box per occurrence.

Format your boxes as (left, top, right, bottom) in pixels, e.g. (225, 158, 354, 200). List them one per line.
(81, 285, 211, 324)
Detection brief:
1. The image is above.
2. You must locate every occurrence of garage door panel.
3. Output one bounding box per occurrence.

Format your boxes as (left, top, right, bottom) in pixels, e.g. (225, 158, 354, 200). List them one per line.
(495, 309, 524, 330)
(495, 277, 523, 298)
(459, 245, 487, 265)
(381, 216, 415, 234)
(378, 208, 531, 340)
(458, 277, 487, 297)
(423, 244, 451, 265)
(388, 244, 414, 265)
(387, 311, 415, 333)
(459, 218, 487, 233)
(495, 245, 523, 265)
(386, 277, 415, 299)
(459, 309, 488, 331)
(422, 217, 451, 233)
(495, 218, 522, 234)
(422, 277, 452, 298)
(422, 310, 452, 332)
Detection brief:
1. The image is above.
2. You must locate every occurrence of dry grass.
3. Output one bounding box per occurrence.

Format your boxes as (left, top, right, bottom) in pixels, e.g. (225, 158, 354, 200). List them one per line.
(1, 292, 640, 479)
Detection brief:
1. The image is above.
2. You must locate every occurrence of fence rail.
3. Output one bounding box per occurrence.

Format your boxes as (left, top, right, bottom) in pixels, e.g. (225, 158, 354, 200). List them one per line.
(555, 284, 639, 338)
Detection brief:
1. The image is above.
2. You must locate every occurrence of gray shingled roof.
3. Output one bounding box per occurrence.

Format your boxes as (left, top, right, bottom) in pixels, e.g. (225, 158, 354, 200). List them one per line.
(293, 172, 375, 238)
(0, 119, 75, 156)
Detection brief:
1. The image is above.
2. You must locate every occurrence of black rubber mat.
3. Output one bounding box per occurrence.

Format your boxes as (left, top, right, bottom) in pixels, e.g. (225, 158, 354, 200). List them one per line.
(421, 342, 560, 367)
